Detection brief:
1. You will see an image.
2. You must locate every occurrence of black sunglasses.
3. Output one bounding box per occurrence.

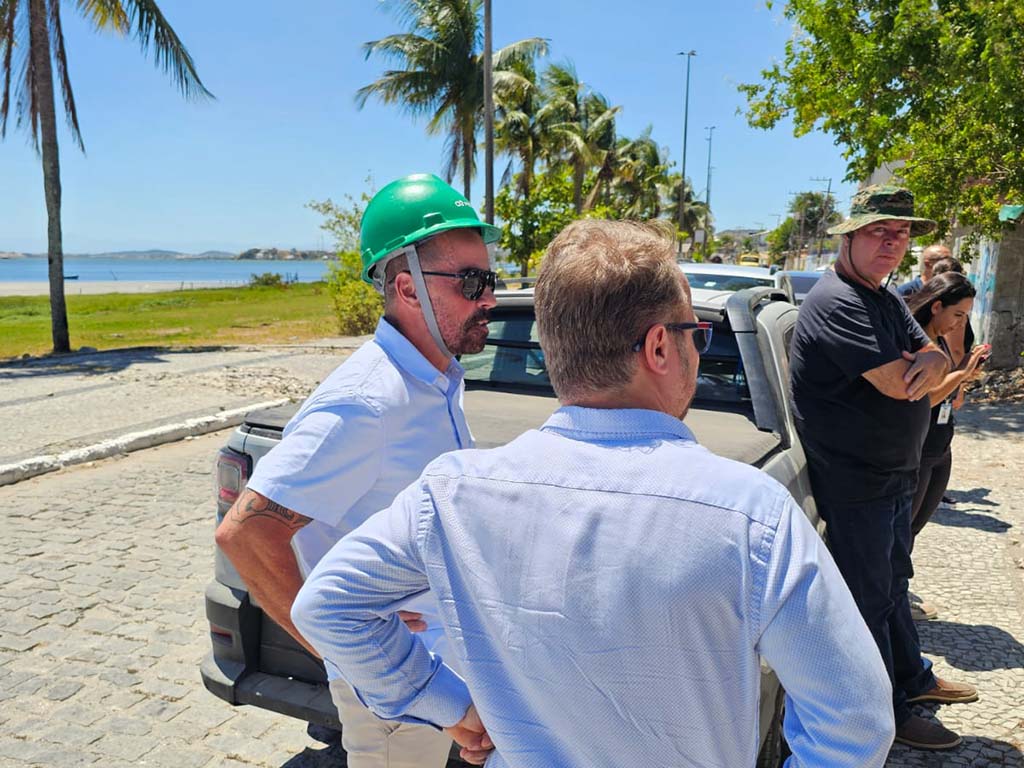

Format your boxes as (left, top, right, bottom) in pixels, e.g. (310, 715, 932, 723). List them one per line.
(416, 268, 498, 300)
(631, 321, 714, 355)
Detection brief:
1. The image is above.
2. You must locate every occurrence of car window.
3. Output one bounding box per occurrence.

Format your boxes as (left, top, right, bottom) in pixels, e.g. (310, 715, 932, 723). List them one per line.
(684, 273, 773, 292)
(694, 323, 749, 404)
(462, 308, 750, 405)
(789, 275, 820, 294)
(462, 310, 550, 391)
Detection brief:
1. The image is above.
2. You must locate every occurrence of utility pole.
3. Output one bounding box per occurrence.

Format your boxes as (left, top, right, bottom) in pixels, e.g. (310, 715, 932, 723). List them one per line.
(677, 50, 696, 240)
(483, 0, 494, 223)
(702, 126, 716, 260)
(810, 176, 832, 262)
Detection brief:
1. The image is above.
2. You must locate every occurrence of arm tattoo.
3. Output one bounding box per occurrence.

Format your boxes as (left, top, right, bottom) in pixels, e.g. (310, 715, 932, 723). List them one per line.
(230, 491, 311, 531)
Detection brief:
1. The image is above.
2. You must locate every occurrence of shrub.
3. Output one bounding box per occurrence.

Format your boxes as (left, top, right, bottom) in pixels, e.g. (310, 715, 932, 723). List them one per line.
(249, 272, 286, 287)
(325, 251, 382, 336)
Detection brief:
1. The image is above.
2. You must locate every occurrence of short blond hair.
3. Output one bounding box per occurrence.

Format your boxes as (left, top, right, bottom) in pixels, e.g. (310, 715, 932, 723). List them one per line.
(535, 219, 685, 401)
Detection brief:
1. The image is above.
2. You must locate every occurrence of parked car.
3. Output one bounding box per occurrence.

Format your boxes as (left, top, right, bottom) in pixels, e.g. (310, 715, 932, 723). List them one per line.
(679, 262, 795, 306)
(775, 270, 824, 305)
(201, 287, 814, 767)
(738, 253, 763, 267)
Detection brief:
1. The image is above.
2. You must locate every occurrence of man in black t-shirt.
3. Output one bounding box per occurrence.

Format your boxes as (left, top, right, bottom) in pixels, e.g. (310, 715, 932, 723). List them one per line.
(790, 186, 978, 751)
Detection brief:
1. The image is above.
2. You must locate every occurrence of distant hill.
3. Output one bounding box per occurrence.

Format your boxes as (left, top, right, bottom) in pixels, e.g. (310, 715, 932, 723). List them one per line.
(3, 248, 330, 260)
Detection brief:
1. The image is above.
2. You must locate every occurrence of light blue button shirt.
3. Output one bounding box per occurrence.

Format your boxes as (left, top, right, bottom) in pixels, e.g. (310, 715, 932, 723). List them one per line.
(293, 406, 895, 766)
(248, 317, 472, 675)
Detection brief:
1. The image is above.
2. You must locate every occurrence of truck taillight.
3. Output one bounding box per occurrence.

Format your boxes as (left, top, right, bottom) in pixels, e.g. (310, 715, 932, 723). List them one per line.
(216, 448, 250, 515)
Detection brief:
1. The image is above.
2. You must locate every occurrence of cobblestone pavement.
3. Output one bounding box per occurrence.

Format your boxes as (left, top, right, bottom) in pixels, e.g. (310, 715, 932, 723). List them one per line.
(0, 344, 360, 465)
(0, 406, 1021, 767)
(0, 431, 344, 767)
(887, 403, 1024, 767)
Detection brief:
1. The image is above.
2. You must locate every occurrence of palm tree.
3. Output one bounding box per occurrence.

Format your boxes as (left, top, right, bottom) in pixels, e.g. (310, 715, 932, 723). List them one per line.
(358, 0, 546, 200)
(494, 56, 546, 201)
(611, 128, 670, 219)
(664, 173, 709, 236)
(0, 0, 211, 354)
(581, 93, 626, 212)
(543, 63, 619, 214)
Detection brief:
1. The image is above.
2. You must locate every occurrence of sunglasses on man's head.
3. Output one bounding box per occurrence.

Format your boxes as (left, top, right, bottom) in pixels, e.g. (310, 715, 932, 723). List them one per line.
(632, 321, 714, 355)
(415, 268, 498, 300)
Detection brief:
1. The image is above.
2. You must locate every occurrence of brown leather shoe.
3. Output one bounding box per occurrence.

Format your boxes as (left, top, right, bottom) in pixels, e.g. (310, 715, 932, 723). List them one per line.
(895, 715, 962, 750)
(909, 600, 938, 621)
(907, 676, 979, 704)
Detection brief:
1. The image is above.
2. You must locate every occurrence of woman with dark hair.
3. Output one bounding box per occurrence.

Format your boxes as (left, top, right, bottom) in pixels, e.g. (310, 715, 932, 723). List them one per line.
(904, 273, 989, 619)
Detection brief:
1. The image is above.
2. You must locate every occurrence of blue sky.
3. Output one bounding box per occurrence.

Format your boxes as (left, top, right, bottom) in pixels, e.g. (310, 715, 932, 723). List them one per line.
(0, 0, 857, 254)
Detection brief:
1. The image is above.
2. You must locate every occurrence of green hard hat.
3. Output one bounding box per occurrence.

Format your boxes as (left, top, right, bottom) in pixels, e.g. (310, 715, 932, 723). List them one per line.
(360, 173, 502, 283)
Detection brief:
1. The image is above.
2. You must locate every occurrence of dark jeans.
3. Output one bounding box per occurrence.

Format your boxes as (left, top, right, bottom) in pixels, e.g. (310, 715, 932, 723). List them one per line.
(910, 449, 953, 543)
(818, 490, 936, 725)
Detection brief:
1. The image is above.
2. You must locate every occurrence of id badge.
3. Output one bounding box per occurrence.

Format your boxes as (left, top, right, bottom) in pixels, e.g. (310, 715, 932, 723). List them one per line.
(937, 400, 952, 425)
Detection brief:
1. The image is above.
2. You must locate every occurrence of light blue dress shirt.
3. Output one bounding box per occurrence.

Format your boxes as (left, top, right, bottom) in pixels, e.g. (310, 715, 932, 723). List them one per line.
(249, 317, 472, 675)
(293, 406, 895, 767)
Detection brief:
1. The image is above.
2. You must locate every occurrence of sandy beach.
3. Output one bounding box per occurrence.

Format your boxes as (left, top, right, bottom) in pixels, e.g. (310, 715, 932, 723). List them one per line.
(0, 280, 243, 297)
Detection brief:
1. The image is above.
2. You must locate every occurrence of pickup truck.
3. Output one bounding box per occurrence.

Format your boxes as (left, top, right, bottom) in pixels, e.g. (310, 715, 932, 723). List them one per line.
(201, 286, 816, 767)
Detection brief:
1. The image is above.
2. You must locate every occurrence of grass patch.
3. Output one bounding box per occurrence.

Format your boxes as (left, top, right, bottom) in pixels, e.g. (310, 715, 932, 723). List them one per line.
(0, 282, 340, 359)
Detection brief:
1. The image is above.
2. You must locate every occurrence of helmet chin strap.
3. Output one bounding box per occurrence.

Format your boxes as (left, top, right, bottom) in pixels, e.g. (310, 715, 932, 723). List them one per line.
(403, 245, 453, 361)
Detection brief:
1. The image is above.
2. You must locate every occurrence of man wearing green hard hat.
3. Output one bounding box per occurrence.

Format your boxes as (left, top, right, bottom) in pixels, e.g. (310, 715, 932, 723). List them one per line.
(790, 184, 977, 752)
(216, 173, 499, 767)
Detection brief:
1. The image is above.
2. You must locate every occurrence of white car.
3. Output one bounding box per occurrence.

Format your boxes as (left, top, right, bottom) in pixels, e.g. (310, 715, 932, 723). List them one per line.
(679, 262, 793, 305)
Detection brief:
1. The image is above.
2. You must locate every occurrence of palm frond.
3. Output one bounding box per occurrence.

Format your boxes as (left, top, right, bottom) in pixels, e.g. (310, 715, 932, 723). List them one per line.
(356, 69, 442, 118)
(442, 126, 462, 185)
(492, 37, 548, 70)
(120, 0, 212, 100)
(360, 33, 443, 66)
(18, 0, 39, 145)
(49, 0, 83, 150)
(75, 0, 129, 32)
(0, 0, 19, 138)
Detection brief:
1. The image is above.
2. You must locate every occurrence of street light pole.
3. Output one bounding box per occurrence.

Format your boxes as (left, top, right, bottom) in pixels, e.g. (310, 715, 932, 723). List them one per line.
(677, 50, 696, 239)
(703, 125, 715, 260)
(483, 0, 494, 224)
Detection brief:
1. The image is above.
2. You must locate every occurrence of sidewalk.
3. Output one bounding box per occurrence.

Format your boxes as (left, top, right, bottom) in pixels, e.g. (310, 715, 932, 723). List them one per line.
(887, 402, 1024, 766)
(0, 342, 365, 484)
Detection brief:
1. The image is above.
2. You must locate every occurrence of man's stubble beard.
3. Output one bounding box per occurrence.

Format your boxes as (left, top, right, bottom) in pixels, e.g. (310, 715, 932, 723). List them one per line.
(445, 309, 491, 356)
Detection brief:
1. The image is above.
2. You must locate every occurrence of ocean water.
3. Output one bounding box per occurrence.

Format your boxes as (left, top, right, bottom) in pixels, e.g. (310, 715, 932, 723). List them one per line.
(0, 256, 331, 284)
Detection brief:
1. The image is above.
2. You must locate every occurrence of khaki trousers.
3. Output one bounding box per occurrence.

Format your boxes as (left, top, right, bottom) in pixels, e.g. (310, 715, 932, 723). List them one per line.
(329, 678, 453, 768)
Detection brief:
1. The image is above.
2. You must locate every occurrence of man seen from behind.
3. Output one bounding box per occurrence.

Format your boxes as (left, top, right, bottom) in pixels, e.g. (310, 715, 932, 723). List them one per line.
(293, 219, 896, 767)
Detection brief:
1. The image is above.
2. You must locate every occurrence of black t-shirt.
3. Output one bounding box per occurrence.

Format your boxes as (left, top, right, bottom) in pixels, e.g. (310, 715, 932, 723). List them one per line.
(790, 269, 933, 503)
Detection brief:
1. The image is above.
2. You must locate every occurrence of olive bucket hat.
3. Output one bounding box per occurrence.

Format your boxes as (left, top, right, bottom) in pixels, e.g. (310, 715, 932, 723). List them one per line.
(360, 173, 501, 284)
(827, 184, 937, 237)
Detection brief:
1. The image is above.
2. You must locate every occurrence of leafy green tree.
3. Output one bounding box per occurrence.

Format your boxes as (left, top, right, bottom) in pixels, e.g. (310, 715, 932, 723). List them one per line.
(308, 191, 384, 335)
(495, 166, 614, 275)
(357, 0, 546, 199)
(0, 0, 210, 353)
(790, 191, 840, 250)
(740, 0, 1024, 236)
(767, 217, 798, 260)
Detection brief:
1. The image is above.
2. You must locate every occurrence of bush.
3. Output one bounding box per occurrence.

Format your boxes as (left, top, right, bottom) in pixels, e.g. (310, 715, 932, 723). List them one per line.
(249, 272, 286, 287)
(325, 251, 383, 336)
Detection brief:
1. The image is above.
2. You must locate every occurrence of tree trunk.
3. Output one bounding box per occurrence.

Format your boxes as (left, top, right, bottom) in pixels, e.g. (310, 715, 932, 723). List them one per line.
(462, 124, 473, 200)
(29, 0, 70, 353)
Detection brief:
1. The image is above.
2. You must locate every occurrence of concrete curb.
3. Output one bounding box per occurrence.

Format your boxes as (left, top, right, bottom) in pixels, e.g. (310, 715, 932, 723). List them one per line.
(0, 398, 290, 488)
